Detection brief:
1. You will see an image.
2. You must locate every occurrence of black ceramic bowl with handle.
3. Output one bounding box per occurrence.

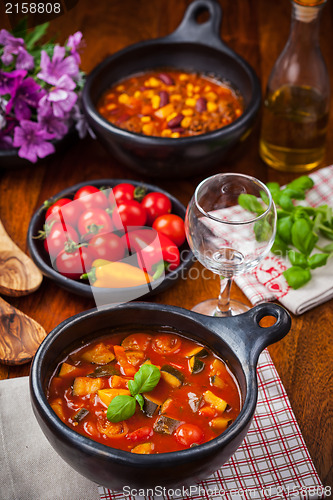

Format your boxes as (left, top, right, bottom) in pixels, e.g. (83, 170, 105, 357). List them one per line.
(82, 0, 261, 179)
(30, 301, 291, 491)
(27, 179, 193, 304)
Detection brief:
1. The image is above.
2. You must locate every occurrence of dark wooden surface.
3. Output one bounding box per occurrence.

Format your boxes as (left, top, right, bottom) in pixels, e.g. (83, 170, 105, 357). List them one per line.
(0, 0, 332, 490)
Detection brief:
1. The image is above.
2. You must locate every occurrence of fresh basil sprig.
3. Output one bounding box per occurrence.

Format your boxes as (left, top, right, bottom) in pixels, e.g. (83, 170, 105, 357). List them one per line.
(107, 364, 160, 423)
(238, 175, 333, 289)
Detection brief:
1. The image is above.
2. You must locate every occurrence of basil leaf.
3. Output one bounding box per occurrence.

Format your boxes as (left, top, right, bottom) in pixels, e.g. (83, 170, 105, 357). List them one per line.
(277, 216, 293, 244)
(282, 187, 305, 200)
(291, 219, 318, 255)
(322, 242, 333, 253)
(283, 266, 311, 289)
(267, 182, 281, 203)
(278, 194, 294, 212)
(135, 394, 145, 411)
(288, 250, 308, 268)
(254, 219, 273, 242)
(308, 253, 329, 269)
(238, 194, 264, 214)
(107, 395, 136, 423)
(129, 364, 161, 395)
(271, 234, 289, 257)
(287, 176, 314, 192)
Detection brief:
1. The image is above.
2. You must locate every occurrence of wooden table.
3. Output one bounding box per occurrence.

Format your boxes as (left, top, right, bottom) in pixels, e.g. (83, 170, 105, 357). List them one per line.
(1, 0, 332, 490)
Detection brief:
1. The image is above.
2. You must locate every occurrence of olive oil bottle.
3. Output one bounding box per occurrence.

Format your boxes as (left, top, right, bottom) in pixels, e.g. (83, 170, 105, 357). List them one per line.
(259, 0, 330, 172)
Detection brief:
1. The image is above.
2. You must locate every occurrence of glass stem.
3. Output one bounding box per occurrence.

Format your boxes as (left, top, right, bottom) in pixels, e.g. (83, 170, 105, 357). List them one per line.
(217, 276, 233, 316)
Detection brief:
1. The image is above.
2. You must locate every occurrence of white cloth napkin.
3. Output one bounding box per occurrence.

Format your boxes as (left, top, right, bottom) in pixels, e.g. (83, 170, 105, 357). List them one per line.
(233, 165, 333, 315)
(0, 376, 98, 500)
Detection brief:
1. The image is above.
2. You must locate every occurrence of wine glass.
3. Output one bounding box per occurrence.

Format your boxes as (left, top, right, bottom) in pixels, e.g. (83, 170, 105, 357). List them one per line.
(185, 173, 276, 316)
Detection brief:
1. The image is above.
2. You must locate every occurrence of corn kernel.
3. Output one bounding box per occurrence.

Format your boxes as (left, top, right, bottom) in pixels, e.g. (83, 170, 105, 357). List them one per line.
(207, 101, 218, 112)
(179, 74, 189, 81)
(182, 108, 194, 116)
(171, 132, 180, 138)
(116, 85, 125, 92)
(235, 108, 242, 116)
(106, 103, 117, 111)
(204, 85, 211, 92)
(170, 94, 181, 102)
(118, 93, 130, 104)
(134, 91, 141, 98)
(161, 129, 172, 137)
(141, 116, 151, 123)
(144, 90, 154, 99)
(206, 91, 218, 102)
(155, 103, 174, 119)
(148, 77, 161, 87)
(181, 116, 192, 128)
(142, 123, 154, 135)
(166, 112, 177, 122)
(186, 83, 194, 92)
(194, 85, 200, 93)
(185, 98, 196, 107)
(151, 95, 161, 110)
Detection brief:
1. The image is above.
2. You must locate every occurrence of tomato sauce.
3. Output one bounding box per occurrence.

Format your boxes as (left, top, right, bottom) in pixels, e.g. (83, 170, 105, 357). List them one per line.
(97, 69, 244, 138)
(47, 330, 242, 454)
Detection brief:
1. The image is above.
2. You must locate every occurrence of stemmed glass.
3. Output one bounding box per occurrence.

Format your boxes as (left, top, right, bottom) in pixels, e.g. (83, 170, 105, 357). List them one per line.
(185, 173, 276, 316)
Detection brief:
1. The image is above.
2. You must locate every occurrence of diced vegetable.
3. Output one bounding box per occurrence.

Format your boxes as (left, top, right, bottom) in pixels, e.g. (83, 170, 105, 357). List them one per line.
(121, 333, 152, 351)
(97, 418, 129, 438)
(203, 390, 228, 414)
(209, 417, 232, 431)
(142, 394, 161, 417)
(210, 359, 227, 377)
(50, 398, 65, 420)
(97, 388, 131, 406)
(153, 415, 182, 435)
(127, 426, 153, 442)
(81, 342, 115, 364)
(188, 356, 205, 374)
(131, 442, 154, 454)
(125, 350, 145, 366)
(210, 375, 226, 389)
(160, 364, 184, 388)
(114, 345, 137, 376)
(73, 408, 89, 423)
(72, 377, 103, 396)
(59, 362, 78, 377)
(198, 405, 216, 418)
(159, 397, 173, 414)
(111, 375, 129, 389)
(87, 363, 120, 378)
(187, 392, 202, 413)
(185, 346, 208, 358)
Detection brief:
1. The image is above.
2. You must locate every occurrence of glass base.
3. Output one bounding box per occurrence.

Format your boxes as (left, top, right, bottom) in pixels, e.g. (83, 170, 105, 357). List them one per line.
(191, 298, 250, 317)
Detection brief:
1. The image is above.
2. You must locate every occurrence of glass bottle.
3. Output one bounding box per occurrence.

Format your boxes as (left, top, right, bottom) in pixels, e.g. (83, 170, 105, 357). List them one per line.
(259, 0, 330, 173)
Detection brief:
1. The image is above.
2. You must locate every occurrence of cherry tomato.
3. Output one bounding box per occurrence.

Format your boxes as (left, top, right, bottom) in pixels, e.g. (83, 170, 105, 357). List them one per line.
(113, 200, 147, 230)
(74, 185, 109, 210)
(55, 246, 94, 280)
(45, 198, 83, 228)
(44, 222, 79, 257)
(77, 208, 113, 238)
(127, 426, 154, 443)
(175, 424, 204, 447)
(152, 334, 182, 354)
(141, 192, 172, 225)
(110, 183, 135, 205)
(121, 333, 152, 351)
(152, 214, 186, 247)
(88, 232, 126, 262)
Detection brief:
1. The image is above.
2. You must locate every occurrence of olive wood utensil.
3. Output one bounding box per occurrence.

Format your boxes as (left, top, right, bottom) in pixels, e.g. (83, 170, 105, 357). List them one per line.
(0, 219, 43, 296)
(0, 296, 46, 365)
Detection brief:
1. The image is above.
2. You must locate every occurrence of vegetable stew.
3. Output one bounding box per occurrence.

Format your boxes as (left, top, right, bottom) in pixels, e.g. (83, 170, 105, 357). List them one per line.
(97, 69, 244, 138)
(47, 330, 241, 454)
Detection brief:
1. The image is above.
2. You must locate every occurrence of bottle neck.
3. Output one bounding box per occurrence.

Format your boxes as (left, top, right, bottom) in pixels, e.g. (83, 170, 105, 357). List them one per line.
(289, 1, 325, 44)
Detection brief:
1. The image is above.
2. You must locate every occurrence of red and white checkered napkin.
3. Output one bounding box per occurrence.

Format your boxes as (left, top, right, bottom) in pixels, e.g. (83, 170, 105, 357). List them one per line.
(98, 350, 326, 500)
(235, 165, 333, 316)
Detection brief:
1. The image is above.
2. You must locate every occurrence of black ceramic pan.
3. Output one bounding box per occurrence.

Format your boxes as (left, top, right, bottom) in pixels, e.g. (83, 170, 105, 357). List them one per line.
(30, 301, 291, 491)
(82, 0, 261, 178)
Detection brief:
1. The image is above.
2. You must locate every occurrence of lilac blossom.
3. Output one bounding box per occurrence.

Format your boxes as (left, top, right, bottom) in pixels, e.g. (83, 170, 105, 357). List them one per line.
(37, 46, 79, 86)
(6, 77, 43, 120)
(39, 74, 77, 118)
(38, 106, 68, 139)
(0, 69, 26, 96)
(0, 29, 34, 70)
(67, 31, 83, 64)
(13, 120, 55, 162)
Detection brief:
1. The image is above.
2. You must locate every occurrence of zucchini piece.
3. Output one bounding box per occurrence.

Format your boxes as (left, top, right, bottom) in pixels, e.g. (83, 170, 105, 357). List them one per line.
(160, 365, 184, 388)
(142, 394, 161, 417)
(81, 342, 115, 364)
(125, 350, 145, 366)
(73, 408, 89, 423)
(210, 375, 226, 389)
(209, 416, 232, 431)
(87, 363, 120, 378)
(160, 397, 173, 414)
(209, 359, 227, 377)
(131, 442, 154, 454)
(203, 390, 228, 414)
(153, 415, 181, 435)
(97, 388, 130, 406)
(189, 356, 205, 374)
(185, 346, 208, 358)
(72, 377, 103, 396)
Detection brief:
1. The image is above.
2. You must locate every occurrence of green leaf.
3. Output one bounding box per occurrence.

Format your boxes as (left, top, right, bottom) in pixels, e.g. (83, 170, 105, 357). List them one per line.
(271, 234, 289, 257)
(238, 194, 264, 214)
(288, 250, 308, 268)
(135, 394, 144, 411)
(287, 176, 314, 192)
(278, 194, 294, 212)
(129, 364, 160, 395)
(277, 216, 294, 244)
(291, 219, 318, 255)
(283, 266, 311, 289)
(254, 219, 273, 242)
(282, 187, 305, 200)
(25, 23, 49, 50)
(322, 242, 333, 253)
(107, 395, 136, 423)
(267, 182, 281, 202)
(308, 253, 329, 269)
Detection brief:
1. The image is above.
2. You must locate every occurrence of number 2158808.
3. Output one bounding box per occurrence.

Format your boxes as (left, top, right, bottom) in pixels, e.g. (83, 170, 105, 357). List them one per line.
(5, 3, 62, 14)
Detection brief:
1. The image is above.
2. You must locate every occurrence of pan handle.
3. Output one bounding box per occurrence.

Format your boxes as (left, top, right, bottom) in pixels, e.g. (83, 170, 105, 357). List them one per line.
(165, 0, 235, 55)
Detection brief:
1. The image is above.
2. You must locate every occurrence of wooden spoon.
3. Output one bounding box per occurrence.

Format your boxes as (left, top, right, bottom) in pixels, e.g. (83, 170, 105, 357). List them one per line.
(0, 296, 46, 365)
(0, 219, 43, 296)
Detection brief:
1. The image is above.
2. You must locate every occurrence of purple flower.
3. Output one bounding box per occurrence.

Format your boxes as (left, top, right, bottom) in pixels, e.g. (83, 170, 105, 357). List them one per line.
(13, 120, 55, 162)
(38, 107, 68, 139)
(6, 77, 43, 120)
(0, 30, 34, 70)
(67, 31, 83, 64)
(0, 69, 26, 96)
(37, 46, 79, 86)
(39, 74, 77, 118)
